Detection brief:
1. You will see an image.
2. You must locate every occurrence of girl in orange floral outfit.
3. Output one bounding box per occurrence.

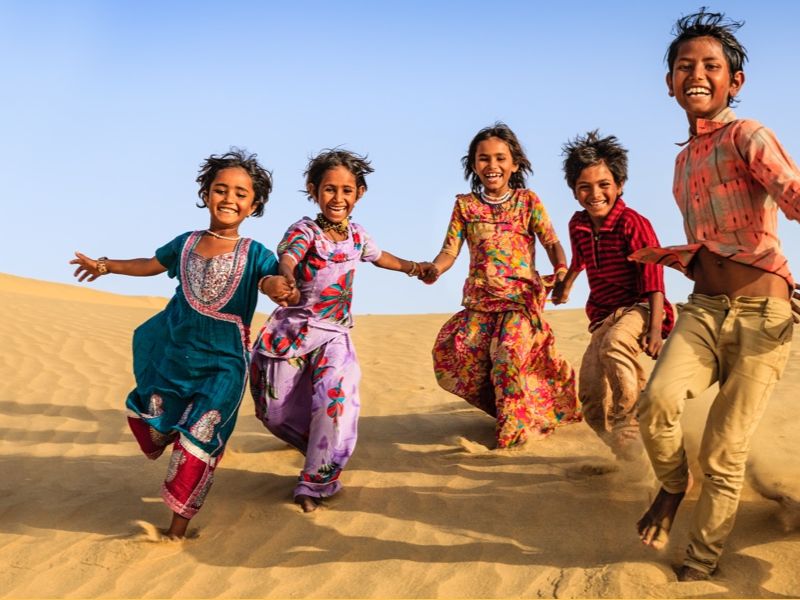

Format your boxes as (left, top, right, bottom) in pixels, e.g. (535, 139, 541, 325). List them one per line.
(424, 124, 581, 448)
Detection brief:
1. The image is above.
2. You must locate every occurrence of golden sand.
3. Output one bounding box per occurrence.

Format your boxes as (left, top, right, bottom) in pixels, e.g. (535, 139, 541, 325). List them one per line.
(1, 272, 798, 598)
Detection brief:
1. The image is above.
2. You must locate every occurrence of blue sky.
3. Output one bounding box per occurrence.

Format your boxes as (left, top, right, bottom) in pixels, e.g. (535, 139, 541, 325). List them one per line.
(2, 1, 800, 315)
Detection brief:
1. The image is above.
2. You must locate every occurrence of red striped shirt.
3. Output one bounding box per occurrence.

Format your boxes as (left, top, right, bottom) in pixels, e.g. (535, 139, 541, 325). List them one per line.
(568, 198, 674, 336)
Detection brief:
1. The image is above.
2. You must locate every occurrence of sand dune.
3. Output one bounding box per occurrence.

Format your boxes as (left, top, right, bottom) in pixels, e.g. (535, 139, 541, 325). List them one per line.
(1, 272, 799, 598)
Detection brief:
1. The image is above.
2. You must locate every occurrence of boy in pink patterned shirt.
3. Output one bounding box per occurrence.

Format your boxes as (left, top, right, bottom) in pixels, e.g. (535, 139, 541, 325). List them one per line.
(631, 9, 800, 581)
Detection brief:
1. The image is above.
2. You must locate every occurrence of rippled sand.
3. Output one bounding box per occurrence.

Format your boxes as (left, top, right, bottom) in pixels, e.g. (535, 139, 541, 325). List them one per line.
(1, 272, 798, 598)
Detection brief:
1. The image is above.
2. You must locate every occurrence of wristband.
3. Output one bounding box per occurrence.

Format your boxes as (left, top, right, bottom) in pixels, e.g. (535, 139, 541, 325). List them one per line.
(96, 257, 109, 275)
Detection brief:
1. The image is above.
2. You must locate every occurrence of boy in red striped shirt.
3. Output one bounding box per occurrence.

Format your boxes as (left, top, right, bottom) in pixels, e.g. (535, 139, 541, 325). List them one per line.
(552, 131, 674, 462)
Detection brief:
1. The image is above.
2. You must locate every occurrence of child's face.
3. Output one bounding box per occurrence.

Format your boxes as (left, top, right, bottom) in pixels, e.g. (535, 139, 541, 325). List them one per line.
(666, 36, 744, 128)
(205, 166, 257, 231)
(473, 137, 519, 196)
(308, 165, 364, 223)
(574, 161, 622, 227)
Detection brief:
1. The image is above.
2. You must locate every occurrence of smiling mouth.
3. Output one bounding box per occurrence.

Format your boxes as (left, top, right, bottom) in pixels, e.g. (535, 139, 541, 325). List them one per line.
(685, 86, 711, 97)
(585, 199, 608, 209)
(218, 206, 238, 215)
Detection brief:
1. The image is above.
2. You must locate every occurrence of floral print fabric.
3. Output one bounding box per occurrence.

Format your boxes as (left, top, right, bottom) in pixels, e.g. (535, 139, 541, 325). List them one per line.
(251, 217, 380, 498)
(433, 191, 580, 447)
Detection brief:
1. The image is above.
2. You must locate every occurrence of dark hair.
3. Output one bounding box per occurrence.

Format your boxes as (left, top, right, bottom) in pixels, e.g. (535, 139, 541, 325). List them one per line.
(196, 148, 272, 218)
(462, 122, 532, 195)
(304, 148, 374, 202)
(666, 8, 748, 107)
(562, 130, 628, 192)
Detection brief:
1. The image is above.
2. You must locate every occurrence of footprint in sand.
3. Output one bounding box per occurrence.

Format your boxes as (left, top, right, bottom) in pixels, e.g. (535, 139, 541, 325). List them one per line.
(132, 520, 199, 542)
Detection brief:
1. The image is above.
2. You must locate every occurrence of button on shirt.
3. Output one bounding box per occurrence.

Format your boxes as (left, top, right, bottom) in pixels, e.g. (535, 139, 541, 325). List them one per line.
(569, 198, 674, 337)
(630, 108, 800, 286)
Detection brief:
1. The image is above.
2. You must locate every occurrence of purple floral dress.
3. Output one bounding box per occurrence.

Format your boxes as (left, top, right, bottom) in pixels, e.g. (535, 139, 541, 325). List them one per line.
(250, 217, 381, 499)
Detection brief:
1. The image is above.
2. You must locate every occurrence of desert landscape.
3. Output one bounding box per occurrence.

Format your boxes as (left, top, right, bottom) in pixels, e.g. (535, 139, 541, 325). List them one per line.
(1, 272, 798, 598)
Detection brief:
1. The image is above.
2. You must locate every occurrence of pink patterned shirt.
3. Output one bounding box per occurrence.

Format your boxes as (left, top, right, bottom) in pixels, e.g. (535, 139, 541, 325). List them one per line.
(630, 108, 800, 286)
(440, 189, 559, 312)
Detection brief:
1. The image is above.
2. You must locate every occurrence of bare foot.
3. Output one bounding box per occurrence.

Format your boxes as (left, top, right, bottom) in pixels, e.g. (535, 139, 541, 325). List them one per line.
(295, 494, 319, 513)
(676, 565, 710, 582)
(637, 476, 692, 550)
(164, 513, 190, 539)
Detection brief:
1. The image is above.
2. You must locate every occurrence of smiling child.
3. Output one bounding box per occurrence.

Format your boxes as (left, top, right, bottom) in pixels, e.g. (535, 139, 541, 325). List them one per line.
(630, 9, 800, 581)
(70, 149, 291, 538)
(553, 131, 673, 463)
(249, 149, 434, 512)
(423, 123, 581, 449)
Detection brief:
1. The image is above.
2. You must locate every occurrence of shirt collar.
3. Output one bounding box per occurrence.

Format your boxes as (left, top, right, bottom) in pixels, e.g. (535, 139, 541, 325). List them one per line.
(575, 197, 627, 232)
(678, 107, 737, 145)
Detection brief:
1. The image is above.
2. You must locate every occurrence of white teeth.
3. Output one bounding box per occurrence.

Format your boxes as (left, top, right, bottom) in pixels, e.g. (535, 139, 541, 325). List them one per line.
(686, 86, 711, 96)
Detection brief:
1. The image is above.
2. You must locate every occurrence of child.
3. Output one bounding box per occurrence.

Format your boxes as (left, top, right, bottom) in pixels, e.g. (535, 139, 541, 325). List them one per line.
(424, 123, 581, 449)
(249, 149, 434, 513)
(631, 9, 800, 581)
(70, 149, 292, 538)
(552, 131, 674, 461)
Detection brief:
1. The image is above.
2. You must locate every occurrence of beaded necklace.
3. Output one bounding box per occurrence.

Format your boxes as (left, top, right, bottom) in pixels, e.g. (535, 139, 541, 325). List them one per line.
(206, 229, 241, 241)
(315, 212, 350, 235)
(480, 190, 513, 205)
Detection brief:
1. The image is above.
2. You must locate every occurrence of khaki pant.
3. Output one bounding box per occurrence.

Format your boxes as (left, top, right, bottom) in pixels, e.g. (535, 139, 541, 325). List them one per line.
(580, 305, 649, 455)
(638, 294, 793, 574)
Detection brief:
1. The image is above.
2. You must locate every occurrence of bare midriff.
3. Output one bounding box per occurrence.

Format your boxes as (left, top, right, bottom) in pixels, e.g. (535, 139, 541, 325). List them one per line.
(691, 247, 790, 299)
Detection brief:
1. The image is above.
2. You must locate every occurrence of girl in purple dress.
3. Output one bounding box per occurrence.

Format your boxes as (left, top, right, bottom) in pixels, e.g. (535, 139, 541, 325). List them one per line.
(250, 149, 434, 512)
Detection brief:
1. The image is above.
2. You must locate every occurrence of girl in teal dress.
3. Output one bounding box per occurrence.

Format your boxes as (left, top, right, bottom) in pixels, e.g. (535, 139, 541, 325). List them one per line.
(70, 149, 292, 538)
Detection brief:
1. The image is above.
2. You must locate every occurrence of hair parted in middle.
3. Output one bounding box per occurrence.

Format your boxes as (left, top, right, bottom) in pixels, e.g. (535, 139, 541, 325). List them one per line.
(561, 130, 629, 192)
(196, 147, 273, 218)
(304, 148, 374, 202)
(463, 122, 532, 195)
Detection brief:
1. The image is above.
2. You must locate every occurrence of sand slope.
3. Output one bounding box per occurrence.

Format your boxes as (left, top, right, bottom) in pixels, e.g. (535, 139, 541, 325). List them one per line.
(1, 272, 799, 598)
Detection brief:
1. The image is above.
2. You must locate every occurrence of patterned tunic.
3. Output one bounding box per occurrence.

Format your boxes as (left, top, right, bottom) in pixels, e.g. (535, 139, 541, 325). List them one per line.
(433, 191, 580, 448)
(126, 231, 277, 518)
(630, 108, 800, 286)
(251, 217, 381, 498)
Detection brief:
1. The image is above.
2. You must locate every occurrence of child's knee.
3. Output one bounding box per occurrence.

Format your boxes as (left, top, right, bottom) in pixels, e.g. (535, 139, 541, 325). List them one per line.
(637, 381, 681, 428)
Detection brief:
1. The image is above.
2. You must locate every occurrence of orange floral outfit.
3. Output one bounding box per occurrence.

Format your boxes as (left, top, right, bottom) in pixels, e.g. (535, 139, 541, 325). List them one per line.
(432, 190, 581, 447)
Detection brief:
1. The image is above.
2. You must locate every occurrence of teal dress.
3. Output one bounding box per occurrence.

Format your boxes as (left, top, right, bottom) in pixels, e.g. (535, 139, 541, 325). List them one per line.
(126, 231, 277, 462)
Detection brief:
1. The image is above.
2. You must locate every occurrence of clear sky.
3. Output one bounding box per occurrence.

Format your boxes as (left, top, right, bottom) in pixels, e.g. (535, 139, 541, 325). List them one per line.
(3, 1, 800, 316)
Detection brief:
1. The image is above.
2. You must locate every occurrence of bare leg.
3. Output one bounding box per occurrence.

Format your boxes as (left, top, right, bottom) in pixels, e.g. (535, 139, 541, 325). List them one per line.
(165, 512, 190, 539)
(295, 494, 319, 513)
(637, 473, 693, 550)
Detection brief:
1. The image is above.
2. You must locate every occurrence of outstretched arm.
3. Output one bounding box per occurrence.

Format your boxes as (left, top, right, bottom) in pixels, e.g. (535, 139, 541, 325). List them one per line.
(70, 251, 166, 282)
(414, 251, 457, 284)
(373, 251, 436, 279)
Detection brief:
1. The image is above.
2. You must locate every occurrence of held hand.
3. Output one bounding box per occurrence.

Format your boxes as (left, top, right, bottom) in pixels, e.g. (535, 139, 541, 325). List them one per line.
(417, 262, 439, 284)
(792, 283, 800, 324)
(278, 263, 297, 290)
(263, 275, 299, 307)
(551, 280, 569, 305)
(69, 251, 105, 282)
(285, 287, 301, 306)
(642, 332, 664, 359)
